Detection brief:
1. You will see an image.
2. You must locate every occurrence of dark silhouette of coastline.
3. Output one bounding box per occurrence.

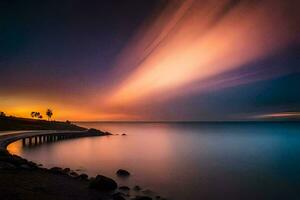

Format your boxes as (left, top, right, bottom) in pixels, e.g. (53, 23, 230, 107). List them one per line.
(0, 116, 85, 131)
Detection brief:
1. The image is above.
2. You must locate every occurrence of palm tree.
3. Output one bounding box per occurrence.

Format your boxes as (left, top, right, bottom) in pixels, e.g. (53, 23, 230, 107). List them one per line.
(31, 112, 42, 119)
(34, 112, 41, 119)
(31, 112, 36, 118)
(46, 109, 53, 121)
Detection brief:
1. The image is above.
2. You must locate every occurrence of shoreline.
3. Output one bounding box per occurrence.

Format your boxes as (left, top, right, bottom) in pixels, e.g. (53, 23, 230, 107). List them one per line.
(0, 129, 158, 200)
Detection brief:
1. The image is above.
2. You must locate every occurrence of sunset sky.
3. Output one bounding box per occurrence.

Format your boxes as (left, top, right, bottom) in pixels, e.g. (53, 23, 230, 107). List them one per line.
(0, 0, 299, 121)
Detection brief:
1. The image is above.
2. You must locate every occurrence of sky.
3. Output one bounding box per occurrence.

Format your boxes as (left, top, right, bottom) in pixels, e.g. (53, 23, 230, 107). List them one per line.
(0, 0, 299, 121)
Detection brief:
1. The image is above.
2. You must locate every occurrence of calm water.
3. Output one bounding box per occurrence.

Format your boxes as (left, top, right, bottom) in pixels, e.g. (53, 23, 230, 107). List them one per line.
(8, 122, 300, 200)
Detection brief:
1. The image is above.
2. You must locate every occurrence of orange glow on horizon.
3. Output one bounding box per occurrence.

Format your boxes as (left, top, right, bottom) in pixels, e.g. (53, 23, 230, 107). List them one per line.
(0, 96, 137, 121)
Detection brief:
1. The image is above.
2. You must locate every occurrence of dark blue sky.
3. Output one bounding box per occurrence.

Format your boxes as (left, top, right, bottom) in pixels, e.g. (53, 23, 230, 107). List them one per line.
(0, 0, 160, 93)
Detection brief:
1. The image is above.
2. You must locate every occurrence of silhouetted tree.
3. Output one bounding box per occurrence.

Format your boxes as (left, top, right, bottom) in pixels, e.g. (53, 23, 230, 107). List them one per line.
(0, 111, 5, 117)
(31, 112, 42, 119)
(31, 112, 36, 118)
(46, 109, 53, 121)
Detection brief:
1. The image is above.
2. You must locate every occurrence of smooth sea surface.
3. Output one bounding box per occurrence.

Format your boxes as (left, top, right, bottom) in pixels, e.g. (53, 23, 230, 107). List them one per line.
(8, 122, 300, 200)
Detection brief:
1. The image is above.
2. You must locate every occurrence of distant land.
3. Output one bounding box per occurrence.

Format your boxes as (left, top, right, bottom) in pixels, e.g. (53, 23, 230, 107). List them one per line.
(0, 116, 85, 131)
(76, 119, 300, 123)
(1, 116, 299, 132)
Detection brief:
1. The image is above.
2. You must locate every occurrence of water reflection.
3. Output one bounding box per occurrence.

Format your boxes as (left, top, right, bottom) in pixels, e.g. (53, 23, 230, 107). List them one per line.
(7, 141, 22, 155)
(7, 122, 300, 200)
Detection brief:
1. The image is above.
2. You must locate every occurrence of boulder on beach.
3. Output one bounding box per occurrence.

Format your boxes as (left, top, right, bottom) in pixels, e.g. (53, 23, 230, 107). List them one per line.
(63, 167, 71, 173)
(119, 186, 130, 191)
(132, 196, 152, 200)
(27, 161, 38, 169)
(133, 185, 141, 191)
(0, 161, 16, 170)
(49, 167, 64, 174)
(116, 169, 130, 177)
(0, 154, 10, 163)
(10, 155, 28, 166)
(77, 173, 88, 180)
(70, 171, 79, 177)
(89, 175, 118, 191)
(20, 164, 32, 170)
(112, 192, 126, 200)
(142, 189, 155, 195)
(0, 149, 9, 155)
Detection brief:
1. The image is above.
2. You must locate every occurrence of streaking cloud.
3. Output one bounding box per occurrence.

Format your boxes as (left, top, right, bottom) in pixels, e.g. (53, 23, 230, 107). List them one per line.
(103, 0, 298, 110)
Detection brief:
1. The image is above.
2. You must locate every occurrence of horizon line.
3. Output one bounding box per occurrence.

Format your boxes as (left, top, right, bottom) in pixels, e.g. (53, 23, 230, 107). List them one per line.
(74, 119, 300, 123)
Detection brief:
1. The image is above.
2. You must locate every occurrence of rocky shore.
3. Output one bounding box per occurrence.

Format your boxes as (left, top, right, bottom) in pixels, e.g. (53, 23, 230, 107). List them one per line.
(0, 128, 164, 200)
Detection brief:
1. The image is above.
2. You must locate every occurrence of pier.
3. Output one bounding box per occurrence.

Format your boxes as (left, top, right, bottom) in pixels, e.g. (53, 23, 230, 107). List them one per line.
(0, 129, 107, 150)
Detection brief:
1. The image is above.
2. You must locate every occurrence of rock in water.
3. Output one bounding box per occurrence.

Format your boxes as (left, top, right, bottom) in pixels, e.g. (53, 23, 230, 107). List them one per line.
(116, 169, 130, 177)
(89, 175, 118, 191)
